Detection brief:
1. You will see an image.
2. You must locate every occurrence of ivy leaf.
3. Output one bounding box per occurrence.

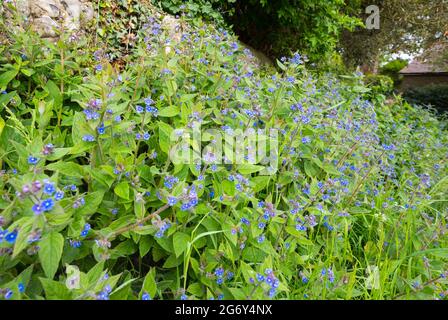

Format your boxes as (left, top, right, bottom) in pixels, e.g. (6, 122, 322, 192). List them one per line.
(38, 232, 64, 280)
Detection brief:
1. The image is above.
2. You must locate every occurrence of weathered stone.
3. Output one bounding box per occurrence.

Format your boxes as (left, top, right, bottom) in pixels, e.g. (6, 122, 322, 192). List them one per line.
(3, 0, 94, 37)
(32, 15, 59, 38)
(30, 0, 61, 18)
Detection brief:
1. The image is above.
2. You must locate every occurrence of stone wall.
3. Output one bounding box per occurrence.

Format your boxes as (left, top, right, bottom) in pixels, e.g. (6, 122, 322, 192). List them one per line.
(3, 0, 94, 39)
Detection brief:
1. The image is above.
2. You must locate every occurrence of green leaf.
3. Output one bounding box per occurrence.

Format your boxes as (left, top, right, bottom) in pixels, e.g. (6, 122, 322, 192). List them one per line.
(134, 198, 145, 219)
(87, 261, 105, 285)
(46, 161, 84, 178)
(0, 115, 4, 137)
(173, 232, 190, 257)
(139, 236, 153, 257)
(114, 182, 130, 200)
(140, 268, 157, 299)
(76, 191, 105, 216)
(158, 122, 173, 154)
(237, 164, 265, 174)
(39, 278, 73, 299)
(165, 80, 178, 97)
(45, 80, 62, 109)
(38, 232, 64, 279)
(158, 106, 179, 117)
(0, 69, 19, 88)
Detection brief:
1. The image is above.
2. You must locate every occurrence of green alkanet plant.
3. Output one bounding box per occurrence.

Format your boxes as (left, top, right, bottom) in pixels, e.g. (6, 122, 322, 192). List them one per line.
(0, 7, 447, 300)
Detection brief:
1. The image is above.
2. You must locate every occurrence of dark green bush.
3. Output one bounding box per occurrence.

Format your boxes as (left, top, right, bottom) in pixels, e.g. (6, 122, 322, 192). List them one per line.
(403, 84, 448, 112)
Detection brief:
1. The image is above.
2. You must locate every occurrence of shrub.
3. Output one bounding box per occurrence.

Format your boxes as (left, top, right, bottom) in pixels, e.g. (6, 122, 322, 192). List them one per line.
(0, 9, 447, 301)
(403, 84, 448, 113)
(361, 74, 395, 102)
(380, 59, 408, 85)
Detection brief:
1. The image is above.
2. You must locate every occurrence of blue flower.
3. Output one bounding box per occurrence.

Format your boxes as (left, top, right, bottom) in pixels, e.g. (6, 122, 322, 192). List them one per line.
(4, 289, 13, 299)
(97, 124, 105, 135)
(142, 292, 151, 300)
(28, 156, 39, 165)
(18, 283, 25, 293)
(155, 230, 164, 238)
(32, 203, 43, 215)
(42, 198, 55, 211)
(5, 230, 18, 244)
(82, 135, 95, 142)
(168, 196, 178, 206)
(54, 191, 64, 201)
(180, 294, 188, 300)
(43, 182, 56, 195)
(301, 137, 311, 144)
(214, 267, 224, 277)
(70, 240, 82, 248)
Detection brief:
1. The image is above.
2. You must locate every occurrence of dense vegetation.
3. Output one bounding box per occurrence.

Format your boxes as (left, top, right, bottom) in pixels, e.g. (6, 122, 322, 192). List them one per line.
(403, 84, 448, 113)
(0, 7, 447, 300)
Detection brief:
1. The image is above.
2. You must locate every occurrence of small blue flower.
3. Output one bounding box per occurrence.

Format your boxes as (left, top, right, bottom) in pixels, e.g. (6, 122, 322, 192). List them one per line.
(82, 135, 95, 142)
(70, 240, 82, 248)
(54, 191, 64, 201)
(142, 292, 151, 300)
(28, 156, 39, 165)
(4, 289, 13, 299)
(5, 230, 18, 244)
(214, 267, 225, 277)
(180, 294, 188, 300)
(41, 198, 55, 211)
(301, 137, 311, 144)
(97, 124, 105, 135)
(136, 105, 144, 113)
(32, 203, 43, 215)
(167, 196, 178, 206)
(43, 182, 56, 195)
(18, 283, 25, 293)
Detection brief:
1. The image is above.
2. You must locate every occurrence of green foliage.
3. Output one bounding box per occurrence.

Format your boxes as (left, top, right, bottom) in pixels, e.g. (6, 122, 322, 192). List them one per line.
(0, 8, 447, 301)
(363, 74, 395, 97)
(403, 84, 448, 113)
(153, 0, 361, 63)
(380, 59, 409, 85)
